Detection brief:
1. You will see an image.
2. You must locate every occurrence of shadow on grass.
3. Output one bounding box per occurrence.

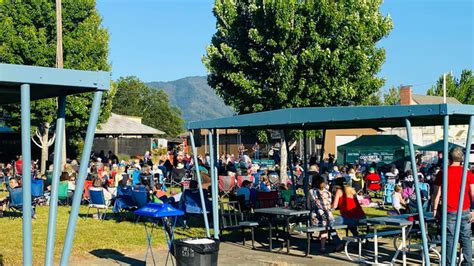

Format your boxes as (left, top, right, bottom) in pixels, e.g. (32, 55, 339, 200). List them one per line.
(90, 249, 145, 265)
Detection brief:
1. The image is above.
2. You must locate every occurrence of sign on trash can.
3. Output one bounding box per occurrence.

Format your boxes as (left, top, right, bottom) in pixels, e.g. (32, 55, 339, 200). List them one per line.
(173, 238, 220, 266)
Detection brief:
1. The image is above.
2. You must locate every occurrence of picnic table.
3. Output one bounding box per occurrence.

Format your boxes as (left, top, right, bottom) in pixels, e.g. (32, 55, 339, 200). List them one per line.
(254, 207, 310, 254)
(364, 212, 435, 266)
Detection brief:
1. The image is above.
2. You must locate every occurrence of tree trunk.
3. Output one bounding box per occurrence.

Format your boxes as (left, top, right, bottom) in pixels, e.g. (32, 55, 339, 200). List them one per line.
(279, 130, 288, 184)
(56, 0, 67, 166)
(40, 123, 50, 175)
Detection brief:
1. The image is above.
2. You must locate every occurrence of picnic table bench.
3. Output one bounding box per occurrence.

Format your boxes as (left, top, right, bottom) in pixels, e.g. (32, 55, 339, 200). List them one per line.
(298, 224, 348, 256)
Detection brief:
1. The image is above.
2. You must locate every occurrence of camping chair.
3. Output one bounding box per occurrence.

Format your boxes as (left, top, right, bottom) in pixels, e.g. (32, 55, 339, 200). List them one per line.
(366, 179, 382, 197)
(218, 175, 236, 197)
(255, 191, 279, 209)
(8, 187, 23, 218)
(31, 179, 44, 198)
(113, 185, 136, 220)
(219, 201, 258, 248)
(87, 187, 111, 221)
(280, 190, 295, 203)
(45, 170, 53, 187)
(171, 168, 187, 188)
(267, 172, 279, 185)
(180, 188, 211, 227)
(132, 186, 149, 222)
(382, 183, 396, 208)
(237, 175, 254, 187)
(58, 182, 69, 205)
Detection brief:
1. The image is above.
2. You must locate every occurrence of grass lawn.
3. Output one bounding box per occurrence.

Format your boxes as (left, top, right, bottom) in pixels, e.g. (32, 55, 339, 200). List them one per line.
(0, 203, 208, 265)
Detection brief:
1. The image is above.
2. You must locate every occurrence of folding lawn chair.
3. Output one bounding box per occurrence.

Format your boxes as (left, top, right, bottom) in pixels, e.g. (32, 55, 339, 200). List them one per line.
(132, 186, 149, 222)
(8, 187, 23, 218)
(219, 175, 236, 197)
(58, 181, 69, 205)
(382, 183, 396, 207)
(31, 179, 44, 198)
(87, 187, 111, 221)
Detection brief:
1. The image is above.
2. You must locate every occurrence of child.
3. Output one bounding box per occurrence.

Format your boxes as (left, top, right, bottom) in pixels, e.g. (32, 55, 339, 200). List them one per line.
(392, 185, 407, 214)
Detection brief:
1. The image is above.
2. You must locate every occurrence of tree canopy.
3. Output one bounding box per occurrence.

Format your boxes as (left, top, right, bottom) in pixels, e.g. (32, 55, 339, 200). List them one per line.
(203, 0, 392, 114)
(0, 0, 115, 156)
(427, 69, 473, 105)
(113, 76, 184, 138)
(383, 86, 400, 105)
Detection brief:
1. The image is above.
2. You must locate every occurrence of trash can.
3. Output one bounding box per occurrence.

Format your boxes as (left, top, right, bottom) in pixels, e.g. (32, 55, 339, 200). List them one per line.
(173, 238, 219, 266)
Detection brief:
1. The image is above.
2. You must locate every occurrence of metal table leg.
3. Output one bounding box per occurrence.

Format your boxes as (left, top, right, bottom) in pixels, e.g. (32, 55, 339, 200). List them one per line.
(144, 222, 156, 266)
(374, 227, 378, 264)
(269, 220, 273, 251)
(286, 217, 291, 254)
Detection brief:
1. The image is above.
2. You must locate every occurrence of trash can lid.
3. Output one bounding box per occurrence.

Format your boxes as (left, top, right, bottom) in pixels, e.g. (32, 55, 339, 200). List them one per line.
(183, 239, 215, 245)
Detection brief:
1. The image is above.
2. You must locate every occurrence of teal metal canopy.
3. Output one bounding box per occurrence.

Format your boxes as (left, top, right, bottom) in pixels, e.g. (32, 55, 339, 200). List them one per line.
(0, 63, 110, 104)
(419, 139, 463, 151)
(187, 104, 474, 130)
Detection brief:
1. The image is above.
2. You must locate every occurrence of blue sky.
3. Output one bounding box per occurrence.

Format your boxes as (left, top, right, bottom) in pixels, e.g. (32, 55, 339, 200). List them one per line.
(96, 0, 473, 94)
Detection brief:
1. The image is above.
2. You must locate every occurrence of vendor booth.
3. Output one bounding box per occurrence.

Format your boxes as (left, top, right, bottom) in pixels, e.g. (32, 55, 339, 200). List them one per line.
(337, 135, 419, 165)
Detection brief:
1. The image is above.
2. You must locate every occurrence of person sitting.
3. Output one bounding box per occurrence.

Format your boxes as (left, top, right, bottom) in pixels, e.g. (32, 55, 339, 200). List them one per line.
(92, 177, 112, 202)
(153, 183, 168, 202)
(332, 179, 366, 237)
(259, 175, 271, 192)
(307, 176, 334, 252)
(365, 167, 381, 192)
(385, 167, 398, 184)
(237, 180, 252, 201)
(392, 185, 407, 214)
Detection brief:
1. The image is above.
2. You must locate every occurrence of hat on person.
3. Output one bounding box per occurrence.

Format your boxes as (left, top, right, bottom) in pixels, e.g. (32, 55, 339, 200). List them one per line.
(176, 163, 184, 169)
(309, 165, 318, 172)
(369, 167, 375, 173)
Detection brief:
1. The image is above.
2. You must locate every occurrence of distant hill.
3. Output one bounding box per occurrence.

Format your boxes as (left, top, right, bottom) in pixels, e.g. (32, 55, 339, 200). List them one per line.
(147, 76, 234, 122)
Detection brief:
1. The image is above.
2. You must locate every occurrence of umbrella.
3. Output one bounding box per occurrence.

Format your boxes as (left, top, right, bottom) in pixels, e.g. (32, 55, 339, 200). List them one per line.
(418, 140, 463, 152)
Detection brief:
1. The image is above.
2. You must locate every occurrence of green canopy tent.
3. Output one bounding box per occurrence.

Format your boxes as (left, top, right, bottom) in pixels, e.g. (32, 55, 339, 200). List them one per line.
(337, 135, 420, 165)
(419, 140, 463, 151)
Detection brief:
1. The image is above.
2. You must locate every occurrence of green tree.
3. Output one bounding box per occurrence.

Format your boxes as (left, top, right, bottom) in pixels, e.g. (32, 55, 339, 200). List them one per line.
(204, 0, 392, 181)
(383, 86, 400, 105)
(0, 1, 114, 157)
(427, 69, 474, 104)
(113, 76, 184, 137)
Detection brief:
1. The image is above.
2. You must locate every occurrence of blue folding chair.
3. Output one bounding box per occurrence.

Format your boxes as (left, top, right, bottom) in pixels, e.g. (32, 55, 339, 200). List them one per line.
(132, 186, 149, 222)
(8, 188, 35, 219)
(87, 188, 110, 221)
(31, 179, 44, 198)
(382, 183, 396, 207)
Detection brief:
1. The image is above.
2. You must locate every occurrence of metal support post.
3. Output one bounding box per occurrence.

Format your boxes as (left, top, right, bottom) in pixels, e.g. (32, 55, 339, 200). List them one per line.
(319, 129, 326, 164)
(189, 131, 211, 238)
(405, 119, 430, 265)
(303, 130, 308, 197)
(60, 91, 103, 265)
(45, 95, 66, 266)
(441, 115, 449, 266)
(21, 84, 32, 266)
(450, 115, 474, 265)
(208, 130, 219, 239)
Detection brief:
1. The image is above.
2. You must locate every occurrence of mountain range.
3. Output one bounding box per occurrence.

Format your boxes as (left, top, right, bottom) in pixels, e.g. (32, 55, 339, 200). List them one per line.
(147, 76, 234, 122)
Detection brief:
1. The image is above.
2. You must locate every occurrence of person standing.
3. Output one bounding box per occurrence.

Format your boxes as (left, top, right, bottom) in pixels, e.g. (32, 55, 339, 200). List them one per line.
(432, 147, 474, 265)
(252, 142, 260, 160)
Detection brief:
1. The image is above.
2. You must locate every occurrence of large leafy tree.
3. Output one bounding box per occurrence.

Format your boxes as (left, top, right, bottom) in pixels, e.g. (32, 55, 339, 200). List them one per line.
(204, 0, 392, 180)
(427, 69, 473, 104)
(0, 0, 115, 157)
(204, 0, 392, 113)
(113, 76, 184, 138)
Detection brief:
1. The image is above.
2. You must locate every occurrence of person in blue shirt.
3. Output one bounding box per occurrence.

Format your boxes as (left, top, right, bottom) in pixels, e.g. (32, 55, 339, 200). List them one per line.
(259, 175, 271, 192)
(237, 180, 252, 201)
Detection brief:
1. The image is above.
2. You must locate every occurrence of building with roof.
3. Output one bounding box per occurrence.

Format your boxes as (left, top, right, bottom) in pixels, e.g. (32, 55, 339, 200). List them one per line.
(93, 113, 166, 157)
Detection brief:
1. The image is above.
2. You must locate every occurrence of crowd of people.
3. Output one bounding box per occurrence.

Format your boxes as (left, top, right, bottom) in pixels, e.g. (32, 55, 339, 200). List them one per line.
(0, 143, 473, 263)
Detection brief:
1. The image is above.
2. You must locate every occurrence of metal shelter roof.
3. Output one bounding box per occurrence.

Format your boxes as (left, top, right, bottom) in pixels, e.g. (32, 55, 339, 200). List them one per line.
(0, 63, 110, 104)
(187, 104, 474, 130)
